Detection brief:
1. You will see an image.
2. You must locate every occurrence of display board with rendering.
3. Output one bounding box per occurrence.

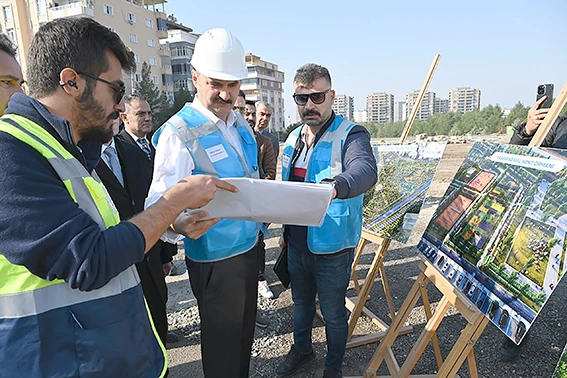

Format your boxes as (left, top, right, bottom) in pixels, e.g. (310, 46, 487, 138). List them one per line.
(363, 142, 446, 243)
(418, 142, 567, 344)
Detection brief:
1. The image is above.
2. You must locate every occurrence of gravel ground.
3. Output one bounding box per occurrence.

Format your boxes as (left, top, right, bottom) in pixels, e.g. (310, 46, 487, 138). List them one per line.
(164, 140, 567, 378)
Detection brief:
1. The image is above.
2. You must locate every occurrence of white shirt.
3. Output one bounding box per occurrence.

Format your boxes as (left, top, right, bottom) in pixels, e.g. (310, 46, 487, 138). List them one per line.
(144, 96, 241, 243)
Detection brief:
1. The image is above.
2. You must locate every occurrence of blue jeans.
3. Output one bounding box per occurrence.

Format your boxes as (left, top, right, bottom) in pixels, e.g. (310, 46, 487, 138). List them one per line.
(288, 245, 354, 372)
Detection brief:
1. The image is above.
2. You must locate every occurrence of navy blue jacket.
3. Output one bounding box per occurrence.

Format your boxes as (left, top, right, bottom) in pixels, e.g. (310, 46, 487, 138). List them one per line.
(287, 112, 377, 253)
(0, 93, 145, 291)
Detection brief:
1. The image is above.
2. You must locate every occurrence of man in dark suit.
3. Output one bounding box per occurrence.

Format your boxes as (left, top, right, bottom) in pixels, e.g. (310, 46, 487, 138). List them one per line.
(117, 95, 180, 342)
(96, 119, 169, 345)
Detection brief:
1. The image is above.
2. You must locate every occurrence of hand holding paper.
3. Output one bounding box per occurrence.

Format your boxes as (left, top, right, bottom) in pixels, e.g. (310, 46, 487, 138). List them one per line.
(191, 178, 333, 226)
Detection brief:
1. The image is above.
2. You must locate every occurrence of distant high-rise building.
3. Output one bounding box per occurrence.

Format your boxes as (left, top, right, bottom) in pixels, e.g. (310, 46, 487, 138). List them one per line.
(0, 0, 174, 101)
(394, 101, 407, 123)
(353, 109, 367, 123)
(166, 20, 198, 98)
(406, 91, 435, 121)
(449, 87, 481, 114)
(332, 94, 354, 121)
(434, 98, 449, 114)
(366, 92, 394, 124)
(241, 53, 285, 132)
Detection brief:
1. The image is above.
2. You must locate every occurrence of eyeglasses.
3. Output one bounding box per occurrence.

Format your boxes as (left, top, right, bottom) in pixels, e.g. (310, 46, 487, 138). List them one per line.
(76, 71, 126, 104)
(292, 89, 331, 106)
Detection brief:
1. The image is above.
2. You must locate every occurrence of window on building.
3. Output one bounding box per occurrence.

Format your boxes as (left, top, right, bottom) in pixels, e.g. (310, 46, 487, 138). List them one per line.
(134, 73, 142, 82)
(149, 56, 157, 66)
(133, 53, 140, 63)
(147, 38, 155, 47)
(172, 63, 190, 75)
(156, 18, 167, 31)
(6, 28, 15, 44)
(3, 5, 13, 23)
(270, 82, 274, 87)
(36, 0, 46, 16)
(103, 4, 113, 15)
(261, 80, 267, 86)
(126, 12, 135, 24)
(145, 18, 153, 28)
(129, 34, 137, 43)
(152, 76, 159, 85)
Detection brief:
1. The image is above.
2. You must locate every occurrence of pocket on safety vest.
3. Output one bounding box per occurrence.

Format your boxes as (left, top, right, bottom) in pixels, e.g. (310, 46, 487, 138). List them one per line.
(310, 200, 350, 252)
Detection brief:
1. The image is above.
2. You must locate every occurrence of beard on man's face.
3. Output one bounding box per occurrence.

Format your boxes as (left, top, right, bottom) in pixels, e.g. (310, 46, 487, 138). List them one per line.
(75, 90, 119, 143)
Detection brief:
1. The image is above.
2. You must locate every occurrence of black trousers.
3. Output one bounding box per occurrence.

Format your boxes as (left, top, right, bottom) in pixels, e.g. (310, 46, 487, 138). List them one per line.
(186, 244, 259, 378)
(257, 232, 266, 281)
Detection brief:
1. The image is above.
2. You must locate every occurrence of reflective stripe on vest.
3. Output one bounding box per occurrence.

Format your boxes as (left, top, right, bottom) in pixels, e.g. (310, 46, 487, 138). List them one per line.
(0, 114, 167, 376)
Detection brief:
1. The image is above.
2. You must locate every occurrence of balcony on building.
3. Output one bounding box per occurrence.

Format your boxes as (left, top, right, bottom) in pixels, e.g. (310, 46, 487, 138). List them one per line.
(159, 42, 170, 57)
(48, 0, 94, 19)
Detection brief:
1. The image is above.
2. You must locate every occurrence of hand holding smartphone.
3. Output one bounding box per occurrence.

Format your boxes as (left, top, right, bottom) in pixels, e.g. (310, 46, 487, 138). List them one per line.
(536, 84, 554, 109)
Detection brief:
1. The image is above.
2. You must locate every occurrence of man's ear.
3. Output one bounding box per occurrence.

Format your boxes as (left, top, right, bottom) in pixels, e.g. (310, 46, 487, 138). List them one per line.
(59, 68, 82, 98)
(119, 112, 128, 122)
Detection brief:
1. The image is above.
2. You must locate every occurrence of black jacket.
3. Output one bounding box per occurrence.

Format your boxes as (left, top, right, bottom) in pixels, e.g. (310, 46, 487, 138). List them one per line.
(95, 137, 168, 344)
(510, 116, 567, 149)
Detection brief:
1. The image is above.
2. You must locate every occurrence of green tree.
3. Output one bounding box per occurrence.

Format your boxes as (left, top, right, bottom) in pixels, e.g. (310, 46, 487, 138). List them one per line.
(170, 87, 194, 115)
(505, 101, 529, 128)
(133, 61, 171, 129)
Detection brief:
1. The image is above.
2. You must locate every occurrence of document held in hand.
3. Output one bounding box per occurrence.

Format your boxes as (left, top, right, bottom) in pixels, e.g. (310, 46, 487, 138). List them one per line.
(193, 178, 333, 226)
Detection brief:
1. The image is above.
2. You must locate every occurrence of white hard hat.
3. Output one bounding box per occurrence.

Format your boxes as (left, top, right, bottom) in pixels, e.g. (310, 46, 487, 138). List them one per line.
(190, 28, 247, 81)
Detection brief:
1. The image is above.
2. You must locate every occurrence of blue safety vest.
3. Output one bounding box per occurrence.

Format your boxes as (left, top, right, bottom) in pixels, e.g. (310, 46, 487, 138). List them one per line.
(281, 115, 363, 253)
(0, 114, 167, 378)
(155, 104, 260, 262)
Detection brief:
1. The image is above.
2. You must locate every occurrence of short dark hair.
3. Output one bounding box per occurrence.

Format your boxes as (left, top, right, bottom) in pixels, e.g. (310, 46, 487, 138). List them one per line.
(0, 34, 17, 58)
(27, 17, 136, 97)
(238, 90, 246, 99)
(245, 100, 255, 106)
(293, 63, 332, 87)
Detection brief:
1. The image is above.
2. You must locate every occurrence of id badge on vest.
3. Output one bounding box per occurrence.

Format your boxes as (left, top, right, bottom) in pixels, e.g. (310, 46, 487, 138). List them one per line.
(205, 144, 229, 163)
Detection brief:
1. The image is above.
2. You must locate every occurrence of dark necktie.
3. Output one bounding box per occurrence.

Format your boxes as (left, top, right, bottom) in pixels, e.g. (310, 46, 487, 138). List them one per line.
(138, 138, 152, 161)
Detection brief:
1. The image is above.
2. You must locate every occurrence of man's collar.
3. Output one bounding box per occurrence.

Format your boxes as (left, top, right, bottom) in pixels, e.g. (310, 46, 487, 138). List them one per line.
(192, 95, 237, 127)
(102, 137, 116, 152)
(4, 93, 101, 173)
(125, 128, 146, 142)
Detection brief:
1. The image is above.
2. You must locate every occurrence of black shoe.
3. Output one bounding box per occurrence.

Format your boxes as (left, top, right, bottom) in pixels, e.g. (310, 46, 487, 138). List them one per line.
(500, 336, 522, 361)
(276, 345, 315, 377)
(166, 331, 179, 344)
(255, 313, 270, 328)
(323, 368, 342, 378)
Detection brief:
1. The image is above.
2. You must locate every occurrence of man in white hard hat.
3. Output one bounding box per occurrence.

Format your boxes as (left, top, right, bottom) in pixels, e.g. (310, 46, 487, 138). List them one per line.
(146, 28, 261, 377)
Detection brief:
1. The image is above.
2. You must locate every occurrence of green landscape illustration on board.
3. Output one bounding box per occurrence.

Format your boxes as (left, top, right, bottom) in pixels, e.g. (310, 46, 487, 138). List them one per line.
(363, 142, 446, 244)
(418, 142, 567, 345)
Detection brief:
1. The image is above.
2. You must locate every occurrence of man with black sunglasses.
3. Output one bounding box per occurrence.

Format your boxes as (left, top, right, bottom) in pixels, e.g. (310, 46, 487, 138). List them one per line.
(277, 64, 377, 378)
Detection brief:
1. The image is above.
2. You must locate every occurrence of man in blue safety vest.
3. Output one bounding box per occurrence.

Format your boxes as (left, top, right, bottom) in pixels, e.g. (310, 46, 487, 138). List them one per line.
(146, 28, 261, 377)
(277, 63, 377, 378)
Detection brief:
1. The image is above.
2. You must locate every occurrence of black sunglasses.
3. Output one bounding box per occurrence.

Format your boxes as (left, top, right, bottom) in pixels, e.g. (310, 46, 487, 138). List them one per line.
(292, 89, 331, 106)
(76, 71, 126, 104)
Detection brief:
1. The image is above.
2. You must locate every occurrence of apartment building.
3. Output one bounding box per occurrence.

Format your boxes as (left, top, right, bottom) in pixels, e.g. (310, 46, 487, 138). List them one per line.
(434, 98, 449, 114)
(353, 109, 367, 123)
(164, 19, 198, 96)
(332, 94, 354, 121)
(406, 91, 435, 121)
(394, 101, 407, 123)
(0, 0, 173, 101)
(449, 87, 481, 114)
(241, 53, 285, 132)
(366, 92, 394, 124)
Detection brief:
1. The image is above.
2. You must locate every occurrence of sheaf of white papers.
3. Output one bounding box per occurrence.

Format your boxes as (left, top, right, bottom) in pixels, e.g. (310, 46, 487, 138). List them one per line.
(192, 178, 333, 226)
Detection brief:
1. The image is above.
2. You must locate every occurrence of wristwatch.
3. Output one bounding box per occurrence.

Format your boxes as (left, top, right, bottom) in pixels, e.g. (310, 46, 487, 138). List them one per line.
(321, 178, 338, 194)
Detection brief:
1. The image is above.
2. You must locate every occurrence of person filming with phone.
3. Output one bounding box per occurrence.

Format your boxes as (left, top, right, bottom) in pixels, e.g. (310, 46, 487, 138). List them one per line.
(510, 84, 567, 148)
